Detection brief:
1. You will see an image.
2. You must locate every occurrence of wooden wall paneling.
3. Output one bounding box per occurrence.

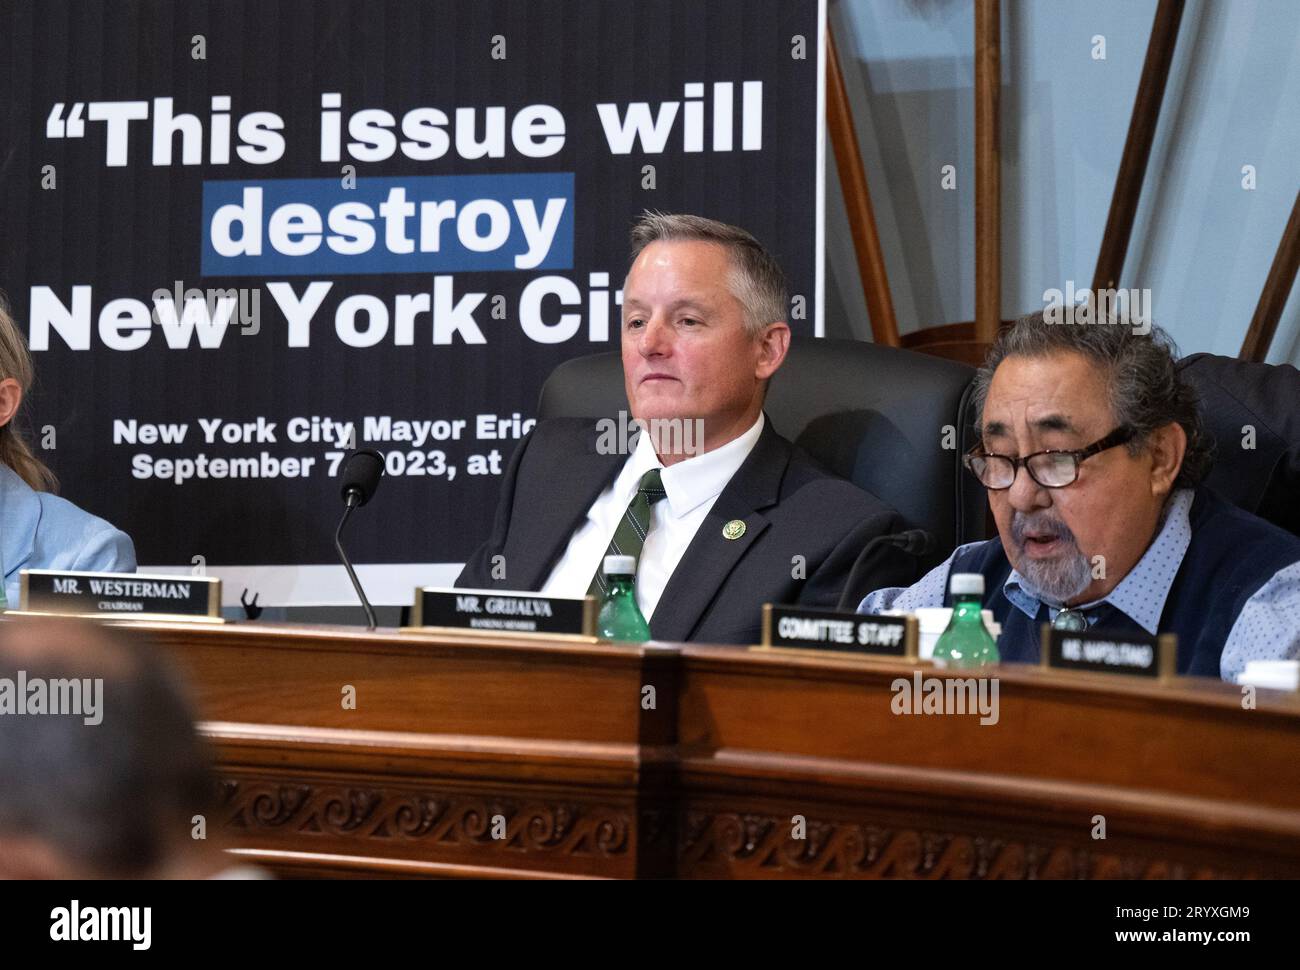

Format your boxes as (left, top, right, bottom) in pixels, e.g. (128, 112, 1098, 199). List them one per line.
(1092, 0, 1187, 296)
(827, 24, 901, 346)
(129, 622, 1300, 879)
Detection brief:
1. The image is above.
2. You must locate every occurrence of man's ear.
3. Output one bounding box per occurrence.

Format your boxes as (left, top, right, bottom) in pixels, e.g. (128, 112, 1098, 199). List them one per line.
(1147, 422, 1187, 498)
(0, 377, 22, 428)
(755, 322, 791, 380)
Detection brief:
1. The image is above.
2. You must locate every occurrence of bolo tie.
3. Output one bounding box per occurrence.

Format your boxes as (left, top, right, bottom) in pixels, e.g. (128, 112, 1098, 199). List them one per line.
(1051, 607, 1089, 631)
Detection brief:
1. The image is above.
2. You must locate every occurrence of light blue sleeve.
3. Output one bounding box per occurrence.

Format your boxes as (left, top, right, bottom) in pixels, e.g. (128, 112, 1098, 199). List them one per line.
(1220, 560, 1300, 682)
(5, 495, 138, 607)
(857, 542, 987, 615)
(70, 524, 138, 574)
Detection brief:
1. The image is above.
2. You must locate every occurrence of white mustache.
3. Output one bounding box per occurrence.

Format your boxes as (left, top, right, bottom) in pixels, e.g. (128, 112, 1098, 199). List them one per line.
(1011, 511, 1078, 550)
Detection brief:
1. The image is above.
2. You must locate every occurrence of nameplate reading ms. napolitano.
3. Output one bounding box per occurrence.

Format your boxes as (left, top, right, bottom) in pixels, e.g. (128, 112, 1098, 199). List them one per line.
(1041, 626, 1175, 680)
(19, 569, 221, 619)
(410, 587, 595, 637)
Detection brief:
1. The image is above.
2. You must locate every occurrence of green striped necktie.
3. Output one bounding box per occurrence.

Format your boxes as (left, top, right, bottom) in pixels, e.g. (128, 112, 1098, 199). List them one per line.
(588, 468, 667, 597)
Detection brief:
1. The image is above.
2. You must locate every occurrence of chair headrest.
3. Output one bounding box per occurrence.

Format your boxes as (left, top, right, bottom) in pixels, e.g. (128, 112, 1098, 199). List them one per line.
(1178, 353, 1300, 537)
(538, 338, 985, 561)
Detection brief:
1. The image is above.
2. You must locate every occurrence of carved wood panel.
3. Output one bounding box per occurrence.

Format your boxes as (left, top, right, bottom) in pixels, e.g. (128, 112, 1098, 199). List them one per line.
(216, 775, 1265, 878)
(220, 779, 635, 876)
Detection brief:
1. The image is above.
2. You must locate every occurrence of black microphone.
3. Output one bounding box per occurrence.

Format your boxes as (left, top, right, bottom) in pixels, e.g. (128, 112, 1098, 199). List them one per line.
(888, 529, 934, 557)
(335, 449, 384, 629)
(836, 528, 934, 611)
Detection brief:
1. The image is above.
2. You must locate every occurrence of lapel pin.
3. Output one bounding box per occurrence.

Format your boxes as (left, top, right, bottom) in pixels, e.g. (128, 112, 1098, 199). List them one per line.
(722, 519, 746, 540)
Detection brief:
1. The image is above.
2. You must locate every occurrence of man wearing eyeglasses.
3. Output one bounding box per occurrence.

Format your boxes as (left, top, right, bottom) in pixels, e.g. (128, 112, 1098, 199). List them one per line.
(859, 311, 1300, 681)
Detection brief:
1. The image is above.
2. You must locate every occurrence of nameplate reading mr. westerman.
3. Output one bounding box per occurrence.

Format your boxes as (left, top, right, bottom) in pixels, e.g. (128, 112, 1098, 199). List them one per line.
(19, 569, 221, 620)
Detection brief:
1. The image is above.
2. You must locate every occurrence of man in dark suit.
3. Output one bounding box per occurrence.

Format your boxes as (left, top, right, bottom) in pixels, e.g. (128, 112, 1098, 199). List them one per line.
(457, 212, 914, 644)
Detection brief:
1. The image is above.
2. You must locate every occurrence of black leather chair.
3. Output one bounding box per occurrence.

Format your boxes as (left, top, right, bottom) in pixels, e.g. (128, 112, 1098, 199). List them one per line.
(1178, 353, 1300, 538)
(537, 338, 987, 571)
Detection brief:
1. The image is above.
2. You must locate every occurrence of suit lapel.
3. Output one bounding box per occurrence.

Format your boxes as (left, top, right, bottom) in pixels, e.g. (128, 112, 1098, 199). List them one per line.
(650, 419, 790, 642)
(509, 425, 625, 590)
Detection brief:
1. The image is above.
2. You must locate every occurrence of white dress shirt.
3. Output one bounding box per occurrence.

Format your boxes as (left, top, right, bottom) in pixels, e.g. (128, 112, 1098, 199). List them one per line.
(540, 414, 765, 620)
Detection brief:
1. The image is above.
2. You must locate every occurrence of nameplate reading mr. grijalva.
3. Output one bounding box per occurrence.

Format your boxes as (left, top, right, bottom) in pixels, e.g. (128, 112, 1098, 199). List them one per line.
(761, 604, 918, 658)
(20, 569, 221, 619)
(1041, 626, 1176, 679)
(410, 587, 596, 637)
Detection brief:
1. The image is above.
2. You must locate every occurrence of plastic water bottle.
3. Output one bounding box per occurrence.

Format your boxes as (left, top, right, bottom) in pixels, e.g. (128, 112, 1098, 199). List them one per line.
(595, 555, 651, 642)
(932, 573, 999, 668)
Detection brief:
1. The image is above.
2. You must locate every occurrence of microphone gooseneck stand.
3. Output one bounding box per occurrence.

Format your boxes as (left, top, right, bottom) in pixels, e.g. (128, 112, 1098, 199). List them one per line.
(335, 491, 377, 630)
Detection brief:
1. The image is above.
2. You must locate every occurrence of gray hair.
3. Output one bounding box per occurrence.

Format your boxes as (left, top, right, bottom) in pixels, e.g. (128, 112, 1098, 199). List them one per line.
(628, 211, 789, 337)
(972, 310, 1213, 489)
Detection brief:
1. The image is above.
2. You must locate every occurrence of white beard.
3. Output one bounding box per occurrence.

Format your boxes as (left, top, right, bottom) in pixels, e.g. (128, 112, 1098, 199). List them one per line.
(1017, 546, 1092, 605)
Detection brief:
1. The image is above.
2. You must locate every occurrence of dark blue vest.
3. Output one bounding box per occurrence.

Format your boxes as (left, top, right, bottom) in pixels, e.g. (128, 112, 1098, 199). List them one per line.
(946, 488, 1300, 676)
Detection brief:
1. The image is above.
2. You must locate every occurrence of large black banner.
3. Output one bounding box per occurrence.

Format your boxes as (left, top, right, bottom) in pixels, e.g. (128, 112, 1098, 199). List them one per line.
(0, 0, 825, 604)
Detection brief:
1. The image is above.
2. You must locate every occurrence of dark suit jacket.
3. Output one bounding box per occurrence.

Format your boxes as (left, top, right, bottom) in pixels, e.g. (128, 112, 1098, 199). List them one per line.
(455, 416, 918, 645)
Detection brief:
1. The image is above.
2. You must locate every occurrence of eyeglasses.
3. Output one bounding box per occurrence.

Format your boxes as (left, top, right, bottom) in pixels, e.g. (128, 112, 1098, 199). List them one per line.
(963, 427, 1135, 490)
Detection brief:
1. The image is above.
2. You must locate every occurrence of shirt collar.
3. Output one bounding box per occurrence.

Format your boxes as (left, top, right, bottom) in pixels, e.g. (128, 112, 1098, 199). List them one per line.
(1003, 488, 1195, 635)
(630, 413, 765, 518)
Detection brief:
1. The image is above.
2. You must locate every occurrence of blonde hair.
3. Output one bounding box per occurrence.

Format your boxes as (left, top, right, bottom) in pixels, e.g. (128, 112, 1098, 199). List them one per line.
(0, 298, 58, 492)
